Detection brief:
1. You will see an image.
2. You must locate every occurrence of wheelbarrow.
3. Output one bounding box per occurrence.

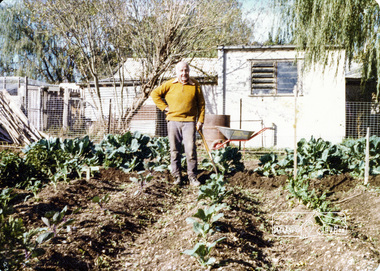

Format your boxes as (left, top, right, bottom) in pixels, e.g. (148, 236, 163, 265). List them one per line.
(211, 126, 273, 150)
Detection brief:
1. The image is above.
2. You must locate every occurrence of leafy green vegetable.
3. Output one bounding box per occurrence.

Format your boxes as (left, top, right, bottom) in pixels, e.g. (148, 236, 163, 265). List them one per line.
(0, 189, 56, 270)
(147, 136, 171, 171)
(201, 146, 244, 174)
(95, 131, 152, 172)
(41, 205, 75, 237)
(23, 136, 98, 184)
(183, 237, 226, 266)
(198, 173, 231, 204)
(0, 150, 37, 188)
(256, 136, 380, 179)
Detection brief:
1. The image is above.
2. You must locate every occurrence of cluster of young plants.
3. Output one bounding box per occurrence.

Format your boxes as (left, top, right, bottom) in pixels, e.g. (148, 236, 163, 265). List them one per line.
(183, 173, 229, 267)
(41, 205, 75, 237)
(254, 152, 280, 177)
(92, 194, 111, 211)
(256, 136, 380, 179)
(0, 151, 28, 187)
(146, 136, 171, 171)
(129, 170, 154, 195)
(287, 170, 342, 229)
(340, 136, 380, 177)
(2, 132, 246, 197)
(200, 146, 245, 174)
(254, 136, 380, 229)
(0, 150, 41, 189)
(0, 188, 59, 270)
(197, 173, 231, 205)
(0, 131, 170, 192)
(23, 136, 98, 187)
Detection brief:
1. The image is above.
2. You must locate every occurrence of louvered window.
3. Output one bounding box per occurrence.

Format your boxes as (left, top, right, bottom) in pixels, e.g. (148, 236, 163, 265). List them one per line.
(251, 60, 298, 95)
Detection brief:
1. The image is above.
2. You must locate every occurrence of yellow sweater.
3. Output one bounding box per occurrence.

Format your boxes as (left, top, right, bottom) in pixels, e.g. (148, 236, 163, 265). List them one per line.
(150, 78, 205, 123)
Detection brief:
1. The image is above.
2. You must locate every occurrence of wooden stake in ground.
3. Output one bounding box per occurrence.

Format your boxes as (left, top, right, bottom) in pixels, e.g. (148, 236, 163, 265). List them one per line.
(293, 85, 298, 180)
(364, 127, 370, 185)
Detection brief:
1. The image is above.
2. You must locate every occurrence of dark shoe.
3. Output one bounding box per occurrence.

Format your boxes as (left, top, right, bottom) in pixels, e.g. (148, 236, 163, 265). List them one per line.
(173, 176, 182, 185)
(189, 176, 200, 187)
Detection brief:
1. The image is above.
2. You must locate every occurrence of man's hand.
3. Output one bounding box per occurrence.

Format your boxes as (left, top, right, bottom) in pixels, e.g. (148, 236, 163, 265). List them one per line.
(196, 121, 203, 131)
(164, 107, 169, 114)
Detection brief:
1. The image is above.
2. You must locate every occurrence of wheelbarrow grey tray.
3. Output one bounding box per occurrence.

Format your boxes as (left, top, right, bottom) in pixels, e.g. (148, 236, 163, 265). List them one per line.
(216, 126, 255, 140)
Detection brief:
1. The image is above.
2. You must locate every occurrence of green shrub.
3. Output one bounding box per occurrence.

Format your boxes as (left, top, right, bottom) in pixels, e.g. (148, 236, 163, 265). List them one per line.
(0, 151, 24, 187)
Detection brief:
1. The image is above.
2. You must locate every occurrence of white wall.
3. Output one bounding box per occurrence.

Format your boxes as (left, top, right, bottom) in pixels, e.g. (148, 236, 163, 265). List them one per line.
(217, 46, 346, 149)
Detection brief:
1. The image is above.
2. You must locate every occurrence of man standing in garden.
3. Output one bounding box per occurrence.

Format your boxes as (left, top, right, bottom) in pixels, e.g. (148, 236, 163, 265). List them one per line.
(150, 61, 205, 186)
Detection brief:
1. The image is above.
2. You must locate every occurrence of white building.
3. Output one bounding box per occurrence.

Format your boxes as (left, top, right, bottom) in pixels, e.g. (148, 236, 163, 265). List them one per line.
(215, 45, 347, 148)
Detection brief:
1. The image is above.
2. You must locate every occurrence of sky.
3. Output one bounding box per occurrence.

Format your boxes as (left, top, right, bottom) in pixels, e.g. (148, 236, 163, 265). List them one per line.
(0, 0, 277, 43)
(239, 0, 277, 43)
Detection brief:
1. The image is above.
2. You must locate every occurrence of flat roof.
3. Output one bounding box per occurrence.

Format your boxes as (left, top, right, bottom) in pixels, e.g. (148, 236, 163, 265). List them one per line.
(217, 45, 298, 50)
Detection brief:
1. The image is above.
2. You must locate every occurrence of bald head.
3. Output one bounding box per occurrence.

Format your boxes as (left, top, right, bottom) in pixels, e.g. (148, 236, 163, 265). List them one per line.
(176, 61, 190, 84)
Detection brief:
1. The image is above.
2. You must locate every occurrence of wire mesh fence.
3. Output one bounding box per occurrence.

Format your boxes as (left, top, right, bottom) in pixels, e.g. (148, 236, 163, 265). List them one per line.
(54, 101, 380, 144)
(30, 92, 168, 142)
(2, 78, 380, 146)
(346, 102, 380, 139)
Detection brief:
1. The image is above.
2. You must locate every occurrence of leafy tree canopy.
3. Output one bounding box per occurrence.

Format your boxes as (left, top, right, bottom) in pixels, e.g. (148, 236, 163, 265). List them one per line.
(19, 0, 255, 126)
(275, 0, 380, 95)
(0, 0, 254, 83)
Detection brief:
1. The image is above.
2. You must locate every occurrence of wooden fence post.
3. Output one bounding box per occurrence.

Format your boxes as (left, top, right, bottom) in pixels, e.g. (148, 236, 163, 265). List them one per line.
(62, 87, 70, 133)
(108, 99, 112, 134)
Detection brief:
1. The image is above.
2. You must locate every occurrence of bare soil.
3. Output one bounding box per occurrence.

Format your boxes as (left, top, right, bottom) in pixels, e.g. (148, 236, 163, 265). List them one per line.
(11, 162, 380, 271)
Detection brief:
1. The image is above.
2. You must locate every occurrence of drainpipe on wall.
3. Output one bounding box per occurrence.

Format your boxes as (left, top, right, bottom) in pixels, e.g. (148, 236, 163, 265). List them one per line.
(221, 46, 227, 115)
(25, 76, 28, 117)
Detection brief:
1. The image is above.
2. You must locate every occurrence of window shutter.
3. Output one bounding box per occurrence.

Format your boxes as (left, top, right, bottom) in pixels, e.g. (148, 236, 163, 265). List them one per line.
(251, 61, 276, 95)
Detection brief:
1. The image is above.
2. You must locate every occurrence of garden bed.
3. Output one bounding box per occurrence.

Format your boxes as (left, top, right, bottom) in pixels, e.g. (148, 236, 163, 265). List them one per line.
(10, 166, 380, 270)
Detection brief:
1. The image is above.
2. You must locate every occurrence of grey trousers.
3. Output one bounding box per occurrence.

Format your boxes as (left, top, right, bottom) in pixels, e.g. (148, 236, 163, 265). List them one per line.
(167, 121, 197, 178)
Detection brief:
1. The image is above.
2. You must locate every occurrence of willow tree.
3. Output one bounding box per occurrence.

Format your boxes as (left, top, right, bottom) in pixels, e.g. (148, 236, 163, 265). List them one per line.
(25, 0, 116, 121)
(275, 0, 380, 97)
(0, 0, 76, 82)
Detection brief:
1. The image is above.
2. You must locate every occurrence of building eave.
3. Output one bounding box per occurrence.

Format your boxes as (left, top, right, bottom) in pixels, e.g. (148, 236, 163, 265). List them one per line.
(76, 76, 217, 88)
(217, 45, 298, 51)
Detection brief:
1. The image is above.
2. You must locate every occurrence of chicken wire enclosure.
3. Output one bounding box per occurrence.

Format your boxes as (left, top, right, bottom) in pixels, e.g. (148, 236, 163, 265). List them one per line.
(0, 76, 203, 141)
(41, 99, 167, 139)
(29, 88, 86, 136)
(38, 99, 380, 142)
(121, 105, 167, 136)
(346, 102, 380, 138)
